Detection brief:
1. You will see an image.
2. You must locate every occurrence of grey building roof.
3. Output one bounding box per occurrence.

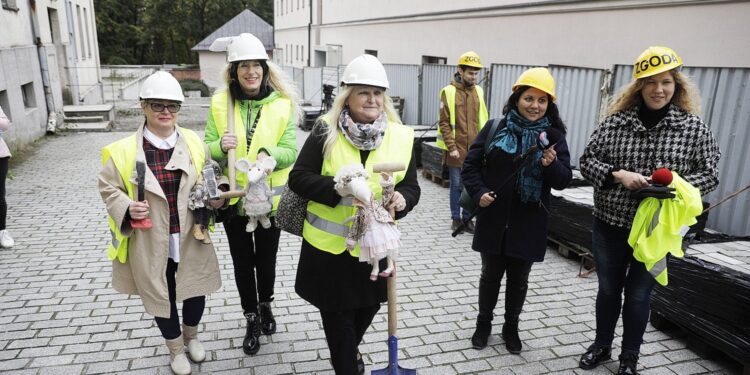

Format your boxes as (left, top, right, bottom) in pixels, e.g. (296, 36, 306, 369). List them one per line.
(191, 9, 273, 52)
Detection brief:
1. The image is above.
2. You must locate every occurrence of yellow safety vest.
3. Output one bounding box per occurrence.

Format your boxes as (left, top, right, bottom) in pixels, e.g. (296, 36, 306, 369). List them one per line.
(628, 172, 703, 285)
(210, 90, 292, 208)
(436, 84, 488, 150)
(303, 122, 414, 257)
(101, 128, 205, 263)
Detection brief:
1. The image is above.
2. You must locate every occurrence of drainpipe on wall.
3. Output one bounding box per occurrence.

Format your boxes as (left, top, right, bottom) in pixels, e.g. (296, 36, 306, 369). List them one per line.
(307, 0, 312, 66)
(28, 0, 58, 133)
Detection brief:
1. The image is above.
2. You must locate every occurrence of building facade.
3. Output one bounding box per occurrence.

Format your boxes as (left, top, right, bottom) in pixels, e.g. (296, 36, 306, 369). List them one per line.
(274, 0, 750, 69)
(1, 0, 102, 151)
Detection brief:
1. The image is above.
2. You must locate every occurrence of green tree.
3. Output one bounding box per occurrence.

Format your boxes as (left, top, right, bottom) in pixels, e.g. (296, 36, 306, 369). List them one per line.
(96, 0, 273, 65)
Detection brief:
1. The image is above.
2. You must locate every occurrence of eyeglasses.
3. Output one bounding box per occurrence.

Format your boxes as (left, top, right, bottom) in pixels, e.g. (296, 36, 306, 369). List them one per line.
(148, 102, 181, 113)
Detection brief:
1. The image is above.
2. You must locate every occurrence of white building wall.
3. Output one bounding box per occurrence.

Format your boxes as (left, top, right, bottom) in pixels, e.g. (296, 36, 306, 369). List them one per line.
(274, 0, 313, 68)
(67, 0, 102, 104)
(0, 3, 48, 151)
(275, 0, 750, 69)
(199, 52, 231, 91)
(0, 0, 103, 153)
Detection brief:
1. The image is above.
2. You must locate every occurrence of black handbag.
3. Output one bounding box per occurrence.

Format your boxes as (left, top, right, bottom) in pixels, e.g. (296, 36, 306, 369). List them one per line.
(460, 118, 502, 212)
(275, 184, 308, 236)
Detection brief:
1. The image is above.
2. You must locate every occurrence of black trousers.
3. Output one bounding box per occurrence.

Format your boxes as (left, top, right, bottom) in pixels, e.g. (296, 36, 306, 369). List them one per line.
(477, 252, 534, 324)
(0, 157, 8, 230)
(320, 304, 380, 375)
(154, 259, 206, 340)
(224, 215, 280, 314)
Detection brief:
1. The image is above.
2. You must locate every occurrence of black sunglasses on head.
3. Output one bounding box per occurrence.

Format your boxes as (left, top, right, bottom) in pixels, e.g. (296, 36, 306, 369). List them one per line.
(148, 102, 181, 113)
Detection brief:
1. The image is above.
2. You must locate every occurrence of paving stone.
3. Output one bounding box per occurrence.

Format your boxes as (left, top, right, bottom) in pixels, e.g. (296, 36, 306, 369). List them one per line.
(27, 353, 75, 367)
(83, 360, 131, 374)
(38, 364, 85, 374)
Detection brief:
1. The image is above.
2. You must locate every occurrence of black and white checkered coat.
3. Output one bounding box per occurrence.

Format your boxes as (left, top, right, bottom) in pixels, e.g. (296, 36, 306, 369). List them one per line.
(580, 104, 720, 228)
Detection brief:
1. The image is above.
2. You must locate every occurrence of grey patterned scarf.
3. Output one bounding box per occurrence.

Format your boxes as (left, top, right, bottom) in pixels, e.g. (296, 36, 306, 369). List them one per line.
(338, 109, 387, 150)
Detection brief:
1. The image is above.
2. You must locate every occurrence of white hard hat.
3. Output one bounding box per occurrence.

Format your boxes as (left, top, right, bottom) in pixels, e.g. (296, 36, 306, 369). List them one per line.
(341, 54, 389, 89)
(139, 71, 184, 102)
(226, 33, 268, 62)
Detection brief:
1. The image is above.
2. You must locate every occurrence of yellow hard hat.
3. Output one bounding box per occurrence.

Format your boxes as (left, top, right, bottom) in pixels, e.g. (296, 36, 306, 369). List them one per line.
(633, 46, 682, 79)
(512, 67, 556, 102)
(458, 51, 483, 68)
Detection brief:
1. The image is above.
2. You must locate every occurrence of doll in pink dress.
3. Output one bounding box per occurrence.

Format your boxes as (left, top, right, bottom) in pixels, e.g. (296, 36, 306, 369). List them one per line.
(335, 164, 400, 281)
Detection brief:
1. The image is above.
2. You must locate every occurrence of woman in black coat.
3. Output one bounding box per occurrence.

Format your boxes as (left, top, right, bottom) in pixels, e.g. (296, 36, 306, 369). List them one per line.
(462, 67, 572, 353)
(288, 55, 420, 375)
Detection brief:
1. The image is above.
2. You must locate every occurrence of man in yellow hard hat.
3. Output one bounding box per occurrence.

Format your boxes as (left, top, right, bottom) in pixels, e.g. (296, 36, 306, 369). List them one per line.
(437, 51, 489, 234)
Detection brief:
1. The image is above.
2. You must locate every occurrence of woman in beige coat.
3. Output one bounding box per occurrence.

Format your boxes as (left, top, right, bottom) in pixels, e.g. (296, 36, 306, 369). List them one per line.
(98, 72, 222, 375)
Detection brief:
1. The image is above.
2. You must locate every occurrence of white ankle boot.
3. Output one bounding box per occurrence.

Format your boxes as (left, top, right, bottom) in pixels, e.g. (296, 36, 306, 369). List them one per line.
(165, 335, 191, 375)
(182, 324, 206, 362)
(0, 230, 14, 248)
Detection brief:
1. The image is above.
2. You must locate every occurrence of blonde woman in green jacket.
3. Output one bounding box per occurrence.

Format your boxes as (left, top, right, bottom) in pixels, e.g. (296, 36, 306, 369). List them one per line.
(203, 33, 300, 356)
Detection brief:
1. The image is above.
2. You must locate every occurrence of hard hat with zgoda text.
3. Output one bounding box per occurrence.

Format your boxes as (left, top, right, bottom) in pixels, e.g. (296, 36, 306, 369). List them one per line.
(458, 51, 483, 68)
(341, 54, 390, 89)
(139, 71, 184, 102)
(633, 46, 683, 79)
(226, 33, 269, 62)
(512, 67, 556, 102)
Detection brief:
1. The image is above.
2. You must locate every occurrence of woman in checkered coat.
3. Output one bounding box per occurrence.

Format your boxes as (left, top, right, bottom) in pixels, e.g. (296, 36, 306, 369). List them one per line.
(578, 46, 720, 375)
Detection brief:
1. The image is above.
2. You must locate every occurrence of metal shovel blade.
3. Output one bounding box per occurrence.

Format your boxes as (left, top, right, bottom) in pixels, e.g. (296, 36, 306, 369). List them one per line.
(371, 336, 416, 375)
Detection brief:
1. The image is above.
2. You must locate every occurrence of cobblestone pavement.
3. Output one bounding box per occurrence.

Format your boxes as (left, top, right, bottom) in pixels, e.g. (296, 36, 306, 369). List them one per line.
(0, 131, 741, 374)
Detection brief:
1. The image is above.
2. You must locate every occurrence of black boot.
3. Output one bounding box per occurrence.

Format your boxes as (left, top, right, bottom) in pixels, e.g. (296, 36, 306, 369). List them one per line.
(451, 219, 463, 234)
(464, 219, 475, 234)
(243, 312, 261, 355)
(579, 344, 612, 370)
(502, 321, 522, 354)
(259, 302, 277, 335)
(617, 352, 639, 375)
(471, 320, 491, 349)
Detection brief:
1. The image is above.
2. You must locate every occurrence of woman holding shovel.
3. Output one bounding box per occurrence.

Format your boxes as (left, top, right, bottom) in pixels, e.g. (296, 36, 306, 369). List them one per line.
(288, 54, 420, 375)
(462, 67, 572, 353)
(99, 71, 224, 375)
(203, 32, 300, 356)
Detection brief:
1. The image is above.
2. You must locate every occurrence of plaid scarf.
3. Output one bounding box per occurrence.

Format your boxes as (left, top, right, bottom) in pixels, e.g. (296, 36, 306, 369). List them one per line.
(143, 139, 182, 234)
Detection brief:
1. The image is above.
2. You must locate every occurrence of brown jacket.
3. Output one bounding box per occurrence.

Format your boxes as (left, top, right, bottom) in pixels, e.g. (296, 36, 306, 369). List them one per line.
(439, 79, 482, 167)
(98, 126, 222, 318)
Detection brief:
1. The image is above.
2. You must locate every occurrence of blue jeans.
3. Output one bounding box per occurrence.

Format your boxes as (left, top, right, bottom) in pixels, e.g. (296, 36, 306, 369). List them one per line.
(591, 218, 656, 355)
(448, 166, 471, 220)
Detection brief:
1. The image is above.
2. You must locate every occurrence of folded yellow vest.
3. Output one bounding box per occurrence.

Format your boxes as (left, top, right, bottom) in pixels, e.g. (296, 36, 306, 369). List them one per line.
(628, 172, 703, 285)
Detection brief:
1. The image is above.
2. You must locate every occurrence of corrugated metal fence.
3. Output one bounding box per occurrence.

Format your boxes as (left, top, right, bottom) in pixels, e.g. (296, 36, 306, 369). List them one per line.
(302, 67, 322, 107)
(488, 64, 533, 119)
(549, 65, 606, 167)
(383, 64, 420, 124)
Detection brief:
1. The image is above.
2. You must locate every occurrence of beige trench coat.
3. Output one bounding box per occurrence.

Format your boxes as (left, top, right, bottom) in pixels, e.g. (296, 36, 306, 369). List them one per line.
(98, 125, 222, 318)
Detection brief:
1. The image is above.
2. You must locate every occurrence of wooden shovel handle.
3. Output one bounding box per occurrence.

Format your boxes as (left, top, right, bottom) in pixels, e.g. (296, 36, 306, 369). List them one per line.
(226, 95, 237, 189)
(387, 274, 397, 336)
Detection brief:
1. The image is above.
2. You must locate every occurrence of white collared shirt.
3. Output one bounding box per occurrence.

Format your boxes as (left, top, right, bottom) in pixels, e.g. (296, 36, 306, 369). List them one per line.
(143, 126, 179, 150)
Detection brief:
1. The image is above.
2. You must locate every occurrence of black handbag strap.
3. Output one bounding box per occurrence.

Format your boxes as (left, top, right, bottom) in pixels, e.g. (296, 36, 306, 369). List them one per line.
(483, 118, 503, 154)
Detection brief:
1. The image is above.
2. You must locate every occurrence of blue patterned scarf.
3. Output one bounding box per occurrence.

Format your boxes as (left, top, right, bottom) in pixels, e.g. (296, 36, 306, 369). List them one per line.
(490, 109, 550, 203)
